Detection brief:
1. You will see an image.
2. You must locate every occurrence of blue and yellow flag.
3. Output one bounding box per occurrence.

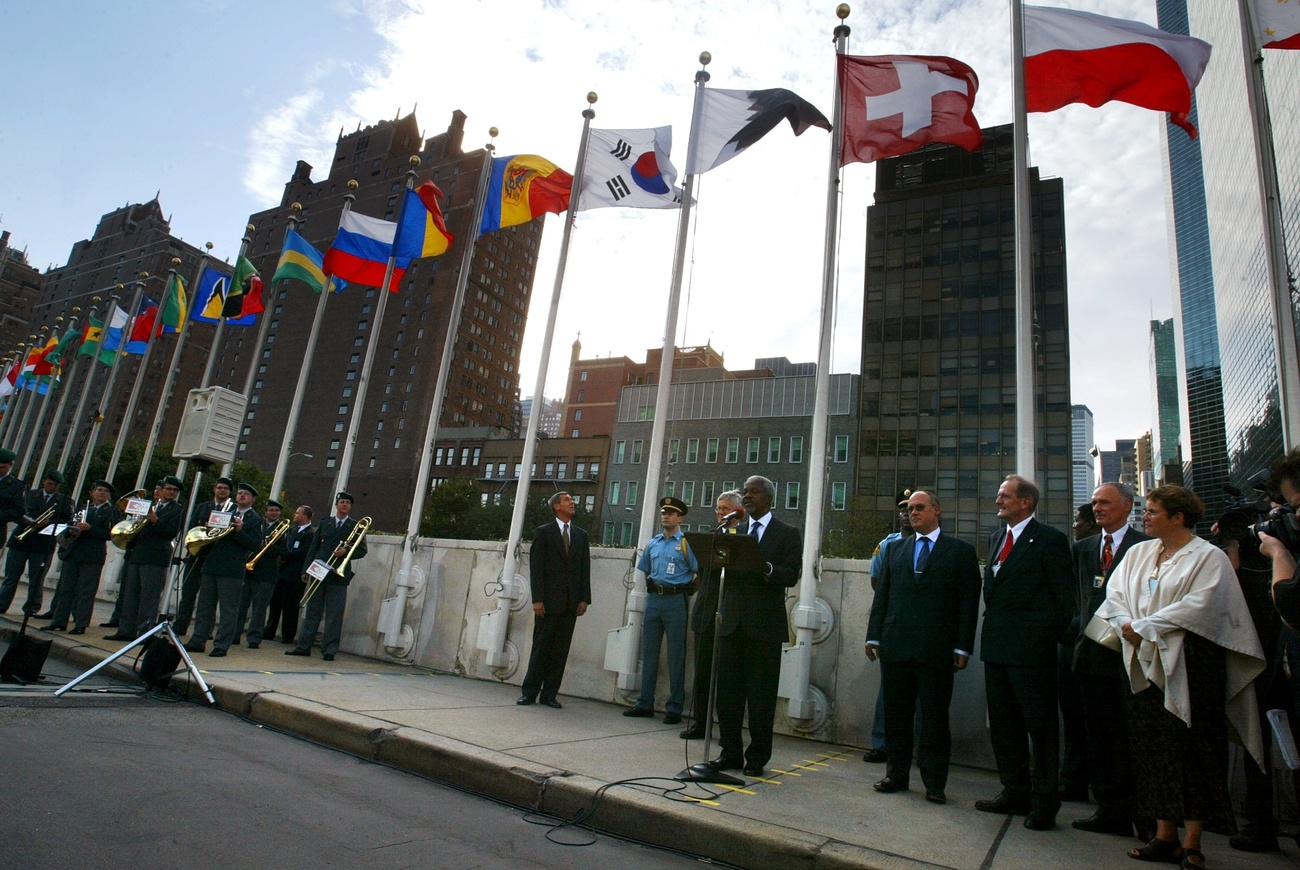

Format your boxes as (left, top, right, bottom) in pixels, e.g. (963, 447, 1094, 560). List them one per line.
(479, 155, 573, 235)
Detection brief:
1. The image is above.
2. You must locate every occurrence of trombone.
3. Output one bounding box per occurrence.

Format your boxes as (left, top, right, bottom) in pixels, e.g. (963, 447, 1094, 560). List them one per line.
(14, 504, 58, 543)
(246, 517, 291, 571)
(301, 517, 371, 608)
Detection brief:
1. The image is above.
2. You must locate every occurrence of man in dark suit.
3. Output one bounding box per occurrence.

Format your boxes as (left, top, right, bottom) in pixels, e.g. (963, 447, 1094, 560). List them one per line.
(975, 474, 1073, 830)
(287, 491, 366, 661)
(697, 475, 802, 778)
(173, 476, 234, 636)
(1070, 481, 1150, 837)
(0, 448, 27, 544)
(518, 491, 590, 708)
(264, 504, 314, 643)
(185, 483, 264, 657)
(866, 490, 981, 804)
(0, 469, 74, 616)
(681, 490, 743, 740)
(44, 480, 119, 634)
(110, 476, 184, 641)
(238, 498, 283, 648)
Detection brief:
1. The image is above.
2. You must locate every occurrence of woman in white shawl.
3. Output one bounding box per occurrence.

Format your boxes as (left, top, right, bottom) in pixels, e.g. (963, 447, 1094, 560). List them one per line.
(1094, 485, 1265, 870)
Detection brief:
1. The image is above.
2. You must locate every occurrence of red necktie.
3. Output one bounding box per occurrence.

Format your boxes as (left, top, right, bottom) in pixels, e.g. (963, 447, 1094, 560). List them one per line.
(996, 531, 1015, 564)
(1101, 534, 1114, 572)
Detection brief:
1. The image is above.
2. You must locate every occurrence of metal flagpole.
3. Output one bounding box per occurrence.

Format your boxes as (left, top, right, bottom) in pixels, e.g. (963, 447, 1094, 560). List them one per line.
(386, 129, 503, 655)
(331, 159, 422, 497)
(0, 340, 32, 446)
(10, 332, 49, 465)
(57, 296, 109, 473)
(781, 4, 851, 725)
(1238, 0, 1300, 448)
(16, 325, 59, 481)
(216, 229, 276, 477)
(1010, 0, 1037, 480)
(33, 309, 86, 480)
(604, 54, 711, 692)
(270, 200, 346, 501)
(136, 247, 212, 490)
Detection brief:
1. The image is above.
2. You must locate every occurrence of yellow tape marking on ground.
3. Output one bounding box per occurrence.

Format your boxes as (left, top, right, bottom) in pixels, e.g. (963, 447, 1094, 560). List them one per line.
(749, 775, 781, 784)
(817, 753, 850, 763)
(800, 759, 830, 767)
(682, 796, 722, 806)
(769, 768, 801, 776)
(716, 784, 756, 795)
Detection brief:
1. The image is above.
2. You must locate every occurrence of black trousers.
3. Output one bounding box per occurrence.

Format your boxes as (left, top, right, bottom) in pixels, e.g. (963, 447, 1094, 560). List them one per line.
(1077, 670, 1137, 818)
(265, 573, 304, 642)
(49, 561, 104, 630)
(985, 662, 1060, 811)
(1058, 643, 1089, 792)
(520, 611, 577, 702)
(689, 618, 717, 726)
(881, 659, 956, 792)
(172, 558, 204, 635)
(715, 631, 782, 767)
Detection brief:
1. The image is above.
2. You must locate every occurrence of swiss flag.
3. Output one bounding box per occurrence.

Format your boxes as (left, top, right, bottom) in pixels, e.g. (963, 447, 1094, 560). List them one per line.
(839, 54, 982, 165)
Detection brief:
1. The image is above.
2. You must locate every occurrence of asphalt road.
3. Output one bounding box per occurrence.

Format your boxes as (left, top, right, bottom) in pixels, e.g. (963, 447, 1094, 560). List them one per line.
(0, 649, 716, 869)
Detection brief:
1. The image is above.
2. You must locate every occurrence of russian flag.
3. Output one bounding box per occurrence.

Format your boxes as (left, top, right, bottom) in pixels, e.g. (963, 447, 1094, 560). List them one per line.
(323, 210, 406, 292)
(1024, 5, 1211, 139)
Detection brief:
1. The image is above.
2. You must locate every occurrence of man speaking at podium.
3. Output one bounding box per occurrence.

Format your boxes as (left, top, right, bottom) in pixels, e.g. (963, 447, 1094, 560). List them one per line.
(696, 475, 802, 778)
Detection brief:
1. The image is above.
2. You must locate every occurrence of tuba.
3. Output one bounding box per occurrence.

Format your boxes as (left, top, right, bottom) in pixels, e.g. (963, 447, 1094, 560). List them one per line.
(246, 517, 291, 571)
(301, 517, 370, 608)
(109, 489, 152, 550)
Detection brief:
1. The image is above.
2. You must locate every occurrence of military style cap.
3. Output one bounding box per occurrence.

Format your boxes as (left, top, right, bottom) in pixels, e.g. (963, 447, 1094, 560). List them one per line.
(336, 491, 354, 504)
(162, 475, 184, 492)
(42, 468, 65, 485)
(660, 496, 688, 516)
(237, 482, 259, 498)
(91, 479, 116, 498)
(0, 448, 16, 463)
(215, 476, 234, 489)
(266, 498, 283, 510)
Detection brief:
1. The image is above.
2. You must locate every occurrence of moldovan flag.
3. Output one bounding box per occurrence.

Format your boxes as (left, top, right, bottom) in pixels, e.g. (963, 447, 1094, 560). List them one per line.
(839, 55, 983, 164)
(393, 181, 454, 264)
(1253, 0, 1300, 49)
(1023, 5, 1212, 138)
(479, 155, 573, 235)
(323, 210, 404, 292)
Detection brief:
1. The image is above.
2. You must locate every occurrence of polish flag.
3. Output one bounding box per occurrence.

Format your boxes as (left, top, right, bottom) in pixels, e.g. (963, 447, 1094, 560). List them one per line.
(1024, 5, 1212, 138)
(838, 55, 983, 164)
(1253, 0, 1300, 50)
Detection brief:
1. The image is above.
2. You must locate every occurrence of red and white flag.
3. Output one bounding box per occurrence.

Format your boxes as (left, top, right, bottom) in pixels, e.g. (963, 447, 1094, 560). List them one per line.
(1024, 5, 1211, 138)
(838, 55, 982, 164)
(1253, 0, 1300, 49)
(0, 361, 16, 398)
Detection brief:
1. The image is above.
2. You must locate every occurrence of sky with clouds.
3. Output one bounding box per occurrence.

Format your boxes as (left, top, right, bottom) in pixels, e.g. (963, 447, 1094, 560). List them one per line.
(3, 0, 1176, 456)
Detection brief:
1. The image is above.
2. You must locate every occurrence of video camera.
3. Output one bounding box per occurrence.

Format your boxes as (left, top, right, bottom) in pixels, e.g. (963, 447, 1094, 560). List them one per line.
(1218, 469, 1300, 556)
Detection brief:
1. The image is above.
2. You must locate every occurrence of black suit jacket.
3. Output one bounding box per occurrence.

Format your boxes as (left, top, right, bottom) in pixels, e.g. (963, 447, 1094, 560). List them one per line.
(529, 520, 591, 616)
(0, 473, 27, 535)
(204, 509, 263, 578)
(127, 499, 185, 566)
(7, 489, 74, 554)
(1071, 526, 1149, 675)
(59, 500, 119, 564)
(275, 522, 315, 581)
(867, 531, 981, 665)
(980, 518, 1073, 667)
(717, 515, 802, 643)
(304, 516, 368, 586)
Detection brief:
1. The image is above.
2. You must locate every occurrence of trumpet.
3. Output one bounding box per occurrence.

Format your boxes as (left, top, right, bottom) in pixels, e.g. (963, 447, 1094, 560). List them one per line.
(109, 489, 152, 550)
(15, 504, 58, 543)
(61, 501, 90, 543)
(246, 517, 292, 571)
(301, 516, 371, 608)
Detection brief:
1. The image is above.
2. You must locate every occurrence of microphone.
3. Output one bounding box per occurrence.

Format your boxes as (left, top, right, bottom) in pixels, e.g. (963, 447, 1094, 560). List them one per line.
(716, 509, 742, 527)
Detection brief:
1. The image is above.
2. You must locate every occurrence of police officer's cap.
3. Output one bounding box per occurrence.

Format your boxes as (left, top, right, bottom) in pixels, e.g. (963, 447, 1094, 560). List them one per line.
(660, 496, 688, 516)
(897, 489, 913, 507)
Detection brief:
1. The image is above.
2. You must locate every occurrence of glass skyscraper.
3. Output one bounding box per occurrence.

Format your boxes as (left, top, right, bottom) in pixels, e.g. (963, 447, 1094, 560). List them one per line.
(1149, 317, 1181, 478)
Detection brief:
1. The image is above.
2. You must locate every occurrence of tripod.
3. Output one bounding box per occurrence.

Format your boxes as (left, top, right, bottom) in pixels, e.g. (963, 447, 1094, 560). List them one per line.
(55, 617, 214, 703)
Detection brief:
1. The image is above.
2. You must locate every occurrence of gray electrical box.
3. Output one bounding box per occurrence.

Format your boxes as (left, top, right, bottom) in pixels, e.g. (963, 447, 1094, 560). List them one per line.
(173, 387, 247, 464)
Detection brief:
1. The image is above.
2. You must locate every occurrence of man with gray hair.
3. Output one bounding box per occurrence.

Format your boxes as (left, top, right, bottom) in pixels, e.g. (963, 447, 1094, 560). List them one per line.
(681, 489, 743, 740)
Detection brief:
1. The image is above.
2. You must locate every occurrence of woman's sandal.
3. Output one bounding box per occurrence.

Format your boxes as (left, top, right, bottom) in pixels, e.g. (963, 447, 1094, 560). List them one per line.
(1180, 848, 1206, 870)
(1128, 837, 1185, 863)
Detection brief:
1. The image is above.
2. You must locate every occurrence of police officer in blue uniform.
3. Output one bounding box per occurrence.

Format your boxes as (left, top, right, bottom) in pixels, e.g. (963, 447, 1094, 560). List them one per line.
(623, 496, 699, 724)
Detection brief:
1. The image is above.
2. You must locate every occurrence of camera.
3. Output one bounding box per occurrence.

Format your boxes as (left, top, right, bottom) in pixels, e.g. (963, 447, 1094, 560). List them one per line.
(1248, 503, 1300, 553)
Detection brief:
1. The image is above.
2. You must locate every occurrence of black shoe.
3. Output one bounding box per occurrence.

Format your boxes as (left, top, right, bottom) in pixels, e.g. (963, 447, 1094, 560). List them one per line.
(285, 648, 310, 656)
(862, 747, 888, 763)
(622, 706, 653, 718)
(743, 762, 764, 777)
(663, 712, 682, 725)
(540, 698, 561, 708)
(104, 633, 132, 641)
(695, 755, 743, 773)
(33, 611, 54, 620)
(247, 642, 260, 649)
(283, 637, 298, 644)
(99, 620, 118, 628)
(42, 624, 66, 631)
(680, 724, 706, 740)
(873, 776, 908, 794)
(1059, 785, 1089, 802)
(516, 695, 536, 706)
(925, 791, 947, 805)
(1023, 809, 1056, 830)
(208, 648, 227, 658)
(183, 643, 205, 653)
(975, 793, 1032, 815)
(1230, 828, 1280, 852)
(1072, 813, 1134, 836)
(68, 628, 85, 635)
(322, 654, 335, 662)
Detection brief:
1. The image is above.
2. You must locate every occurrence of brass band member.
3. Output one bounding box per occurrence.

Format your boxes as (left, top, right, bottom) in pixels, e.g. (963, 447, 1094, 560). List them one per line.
(43, 480, 119, 634)
(0, 448, 27, 543)
(109, 476, 184, 641)
(286, 491, 366, 662)
(184, 482, 262, 657)
(0, 469, 74, 617)
(263, 504, 314, 644)
(239, 498, 283, 648)
(173, 476, 234, 637)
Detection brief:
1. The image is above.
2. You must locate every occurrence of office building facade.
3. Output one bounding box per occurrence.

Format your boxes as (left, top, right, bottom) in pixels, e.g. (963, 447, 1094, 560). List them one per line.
(1071, 404, 1094, 507)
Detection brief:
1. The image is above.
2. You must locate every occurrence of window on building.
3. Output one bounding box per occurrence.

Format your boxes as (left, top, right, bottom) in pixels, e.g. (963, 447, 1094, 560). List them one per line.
(574, 409, 582, 421)
(725, 438, 739, 463)
(590, 461, 600, 478)
(435, 447, 444, 464)
(789, 436, 804, 463)
(681, 481, 696, 505)
(544, 461, 555, 478)
(747, 437, 761, 463)
(668, 440, 679, 463)
(785, 482, 801, 511)
(330, 439, 340, 449)
(609, 481, 620, 505)
(631, 440, 643, 463)
(557, 461, 567, 478)
(614, 441, 626, 464)
(767, 437, 781, 463)
(580, 371, 588, 382)
(831, 481, 847, 511)
(584, 495, 594, 512)
(701, 481, 715, 507)
(576, 461, 586, 478)
(686, 439, 699, 463)
(620, 522, 633, 547)
(326, 457, 337, 468)
(833, 435, 849, 463)
(334, 422, 344, 432)
(705, 438, 719, 463)
(603, 522, 615, 546)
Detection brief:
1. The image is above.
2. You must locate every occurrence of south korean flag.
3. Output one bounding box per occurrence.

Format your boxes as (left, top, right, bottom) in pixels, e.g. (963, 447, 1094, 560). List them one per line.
(577, 126, 689, 211)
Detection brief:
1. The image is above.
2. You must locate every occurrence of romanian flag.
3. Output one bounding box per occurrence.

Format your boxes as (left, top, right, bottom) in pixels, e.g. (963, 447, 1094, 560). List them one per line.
(394, 181, 454, 263)
(272, 228, 341, 294)
(479, 155, 573, 235)
(323, 209, 404, 292)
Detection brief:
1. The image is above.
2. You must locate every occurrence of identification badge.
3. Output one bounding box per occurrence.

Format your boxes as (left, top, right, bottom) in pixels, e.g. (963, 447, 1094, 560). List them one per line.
(292, 540, 300, 549)
(306, 559, 332, 580)
(1093, 574, 1106, 589)
(207, 511, 232, 529)
(667, 562, 676, 575)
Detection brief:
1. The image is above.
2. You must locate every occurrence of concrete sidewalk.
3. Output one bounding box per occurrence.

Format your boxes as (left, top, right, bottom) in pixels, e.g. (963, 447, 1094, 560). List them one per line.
(6, 602, 1300, 870)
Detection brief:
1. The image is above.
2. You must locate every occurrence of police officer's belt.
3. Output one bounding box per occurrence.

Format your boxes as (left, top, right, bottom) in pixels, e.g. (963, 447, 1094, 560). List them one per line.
(647, 581, 688, 595)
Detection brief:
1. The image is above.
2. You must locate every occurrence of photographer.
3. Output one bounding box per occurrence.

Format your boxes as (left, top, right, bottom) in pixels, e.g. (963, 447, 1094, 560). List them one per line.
(1260, 448, 1300, 629)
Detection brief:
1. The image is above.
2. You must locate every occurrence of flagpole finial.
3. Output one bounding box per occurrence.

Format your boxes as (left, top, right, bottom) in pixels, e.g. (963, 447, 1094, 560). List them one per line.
(836, 3, 849, 20)
(584, 91, 598, 120)
(487, 127, 499, 153)
(409, 155, 421, 169)
(347, 179, 359, 191)
(71, 307, 81, 314)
